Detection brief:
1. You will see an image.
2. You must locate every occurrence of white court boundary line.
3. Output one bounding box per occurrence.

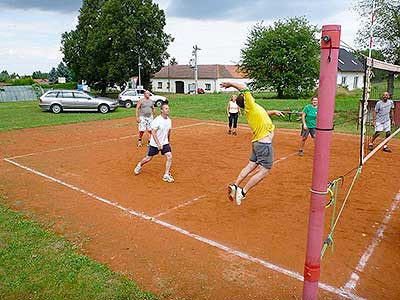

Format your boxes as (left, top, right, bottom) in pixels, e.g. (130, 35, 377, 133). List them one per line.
(6, 122, 207, 160)
(343, 191, 400, 292)
(3, 157, 364, 300)
(153, 195, 207, 218)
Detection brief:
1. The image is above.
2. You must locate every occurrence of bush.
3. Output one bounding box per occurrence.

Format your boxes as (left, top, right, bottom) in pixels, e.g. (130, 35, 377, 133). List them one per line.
(7, 77, 35, 86)
(41, 82, 77, 90)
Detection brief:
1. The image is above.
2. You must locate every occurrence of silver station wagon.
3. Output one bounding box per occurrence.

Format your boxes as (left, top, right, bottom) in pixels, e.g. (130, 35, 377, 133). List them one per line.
(39, 90, 119, 114)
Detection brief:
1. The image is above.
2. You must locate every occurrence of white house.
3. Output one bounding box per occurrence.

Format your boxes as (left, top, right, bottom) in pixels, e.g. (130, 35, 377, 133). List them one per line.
(151, 64, 250, 94)
(337, 48, 364, 90)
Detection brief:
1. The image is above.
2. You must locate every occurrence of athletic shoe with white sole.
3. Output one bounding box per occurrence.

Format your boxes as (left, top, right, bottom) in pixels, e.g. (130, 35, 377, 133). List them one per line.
(228, 184, 237, 201)
(235, 187, 246, 205)
(162, 174, 175, 183)
(383, 145, 392, 152)
(134, 163, 141, 175)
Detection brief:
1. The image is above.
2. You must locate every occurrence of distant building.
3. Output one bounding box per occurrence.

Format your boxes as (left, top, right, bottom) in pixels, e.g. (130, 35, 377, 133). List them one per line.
(151, 64, 250, 94)
(337, 48, 364, 91)
(32, 78, 49, 84)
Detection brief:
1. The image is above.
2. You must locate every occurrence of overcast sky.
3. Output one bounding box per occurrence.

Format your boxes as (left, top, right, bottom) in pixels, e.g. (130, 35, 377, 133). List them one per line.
(0, 0, 361, 75)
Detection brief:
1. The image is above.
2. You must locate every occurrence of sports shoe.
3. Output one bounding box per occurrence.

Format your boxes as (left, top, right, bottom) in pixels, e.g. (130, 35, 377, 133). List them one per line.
(235, 187, 246, 206)
(228, 184, 237, 201)
(162, 174, 175, 183)
(137, 139, 142, 147)
(383, 145, 392, 153)
(368, 143, 373, 151)
(228, 130, 232, 135)
(232, 131, 237, 136)
(298, 150, 304, 157)
(134, 163, 141, 175)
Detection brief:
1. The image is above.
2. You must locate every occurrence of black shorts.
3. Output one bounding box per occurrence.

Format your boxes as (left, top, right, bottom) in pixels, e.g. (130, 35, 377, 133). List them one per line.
(147, 144, 171, 156)
(301, 127, 316, 138)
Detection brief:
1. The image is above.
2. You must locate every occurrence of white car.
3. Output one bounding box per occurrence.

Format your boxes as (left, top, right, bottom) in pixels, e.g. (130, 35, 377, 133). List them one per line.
(118, 88, 167, 108)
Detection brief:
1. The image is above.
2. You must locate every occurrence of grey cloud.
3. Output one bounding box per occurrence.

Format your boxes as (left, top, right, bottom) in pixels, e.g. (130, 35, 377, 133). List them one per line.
(167, 0, 350, 21)
(0, 0, 82, 13)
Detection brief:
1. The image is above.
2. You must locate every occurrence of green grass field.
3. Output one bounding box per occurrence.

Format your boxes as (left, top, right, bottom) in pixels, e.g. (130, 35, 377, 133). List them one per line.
(0, 91, 363, 133)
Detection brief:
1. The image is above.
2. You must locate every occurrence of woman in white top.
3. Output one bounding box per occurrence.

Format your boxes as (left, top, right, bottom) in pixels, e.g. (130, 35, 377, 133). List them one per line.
(226, 95, 241, 135)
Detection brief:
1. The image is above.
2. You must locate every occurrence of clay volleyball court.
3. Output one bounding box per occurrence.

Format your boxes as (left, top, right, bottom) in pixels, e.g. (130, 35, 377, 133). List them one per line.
(1, 117, 399, 300)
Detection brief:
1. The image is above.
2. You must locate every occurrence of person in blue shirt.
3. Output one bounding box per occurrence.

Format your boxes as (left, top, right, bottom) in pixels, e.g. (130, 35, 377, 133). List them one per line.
(298, 97, 318, 156)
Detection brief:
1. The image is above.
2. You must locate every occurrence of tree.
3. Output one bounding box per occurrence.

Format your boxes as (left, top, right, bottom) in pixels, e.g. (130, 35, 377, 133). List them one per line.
(32, 70, 49, 79)
(56, 62, 73, 81)
(354, 0, 400, 64)
(169, 57, 178, 65)
(0, 70, 10, 82)
(61, 0, 172, 94)
(49, 67, 58, 83)
(240, 17, 320, 98)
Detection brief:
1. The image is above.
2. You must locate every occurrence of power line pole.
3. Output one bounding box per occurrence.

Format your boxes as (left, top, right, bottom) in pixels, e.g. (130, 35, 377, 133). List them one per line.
(138, 55, 142, 87)
(192, 45, 201, 94)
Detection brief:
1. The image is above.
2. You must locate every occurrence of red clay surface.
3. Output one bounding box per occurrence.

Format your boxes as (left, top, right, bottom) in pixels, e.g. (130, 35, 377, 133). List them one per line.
(0, 117, 399, 300)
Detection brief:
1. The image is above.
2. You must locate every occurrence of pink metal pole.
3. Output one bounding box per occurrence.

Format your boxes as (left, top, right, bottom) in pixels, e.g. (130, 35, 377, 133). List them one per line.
(302, 25, 341, 300)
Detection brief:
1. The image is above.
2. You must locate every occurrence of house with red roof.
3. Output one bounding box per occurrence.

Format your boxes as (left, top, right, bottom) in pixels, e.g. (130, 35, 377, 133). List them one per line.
(151, 64, 250, 94)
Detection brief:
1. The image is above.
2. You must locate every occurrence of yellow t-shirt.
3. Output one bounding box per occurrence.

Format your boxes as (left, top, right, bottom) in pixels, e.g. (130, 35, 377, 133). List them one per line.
(242, 89, 275, 142)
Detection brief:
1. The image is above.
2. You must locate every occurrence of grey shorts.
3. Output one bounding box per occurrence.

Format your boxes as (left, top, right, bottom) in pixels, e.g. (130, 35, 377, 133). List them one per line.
(249, 141, 274, 169)
(301, 127, 316, 138)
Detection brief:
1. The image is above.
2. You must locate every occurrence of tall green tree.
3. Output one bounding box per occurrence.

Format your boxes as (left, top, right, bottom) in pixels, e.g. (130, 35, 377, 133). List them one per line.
(354, 0, 400, 64)
(56, 62, 73, 81)
(61, 0, 172, 94)
(0, 70, 10, 82)
(32, 71, 49, 79)
(240, 17, 320, 98)
(49, 67, 58, 83)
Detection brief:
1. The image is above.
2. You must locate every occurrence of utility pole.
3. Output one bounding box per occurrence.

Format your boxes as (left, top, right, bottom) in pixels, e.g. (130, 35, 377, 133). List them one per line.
(192, 45, 201, 94)
(138, 55, 142, 87)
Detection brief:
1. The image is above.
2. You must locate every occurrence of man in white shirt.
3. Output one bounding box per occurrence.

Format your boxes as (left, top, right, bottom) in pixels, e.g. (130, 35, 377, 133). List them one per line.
(368, 91, 395, 152)
(134, 102, 174, 182)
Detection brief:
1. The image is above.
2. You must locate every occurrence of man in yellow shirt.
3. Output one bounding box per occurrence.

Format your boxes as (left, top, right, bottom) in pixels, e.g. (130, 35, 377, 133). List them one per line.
(221, 82, 283, 205)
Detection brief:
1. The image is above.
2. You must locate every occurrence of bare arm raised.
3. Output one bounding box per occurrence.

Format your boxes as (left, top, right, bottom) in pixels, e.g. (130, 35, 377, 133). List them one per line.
(220, 82, 247, 91)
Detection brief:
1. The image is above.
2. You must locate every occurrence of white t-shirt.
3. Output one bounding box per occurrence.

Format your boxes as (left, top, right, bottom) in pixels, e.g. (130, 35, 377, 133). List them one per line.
(228, 101, 239, 113)
(150, 115, 172, 146)
(375, 99, 394, 124)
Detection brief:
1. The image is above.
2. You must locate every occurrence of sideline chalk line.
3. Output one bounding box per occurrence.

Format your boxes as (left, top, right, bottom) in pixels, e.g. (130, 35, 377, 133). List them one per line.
(343, 191, 400, 292)
(4, 157, 364, 300)
(6, 122, 207, 160)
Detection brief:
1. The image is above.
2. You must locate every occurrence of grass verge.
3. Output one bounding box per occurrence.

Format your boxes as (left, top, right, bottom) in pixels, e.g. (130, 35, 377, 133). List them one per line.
(0, 201, 157, 300)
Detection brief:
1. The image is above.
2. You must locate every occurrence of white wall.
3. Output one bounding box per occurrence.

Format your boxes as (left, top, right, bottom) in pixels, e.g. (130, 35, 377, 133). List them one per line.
(337, 71, 364, 90)
(151, 78, 252, 93)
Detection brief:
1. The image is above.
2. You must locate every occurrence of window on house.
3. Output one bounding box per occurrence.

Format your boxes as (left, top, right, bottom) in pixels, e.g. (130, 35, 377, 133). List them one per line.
(205, 83, 211, 91)
(351, 60, 358, 65)
(167, 82, 170, 90)
(341, 76, 347, 85)
(157, 82, 162, 89)
(353, 76, 358, 89)
(338, 59, 345, 65)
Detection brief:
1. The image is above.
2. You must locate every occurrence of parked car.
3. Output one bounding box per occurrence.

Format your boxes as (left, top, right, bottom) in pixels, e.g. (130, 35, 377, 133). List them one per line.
(39, 90, 119, 114)
(118, 88, 167, 108)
